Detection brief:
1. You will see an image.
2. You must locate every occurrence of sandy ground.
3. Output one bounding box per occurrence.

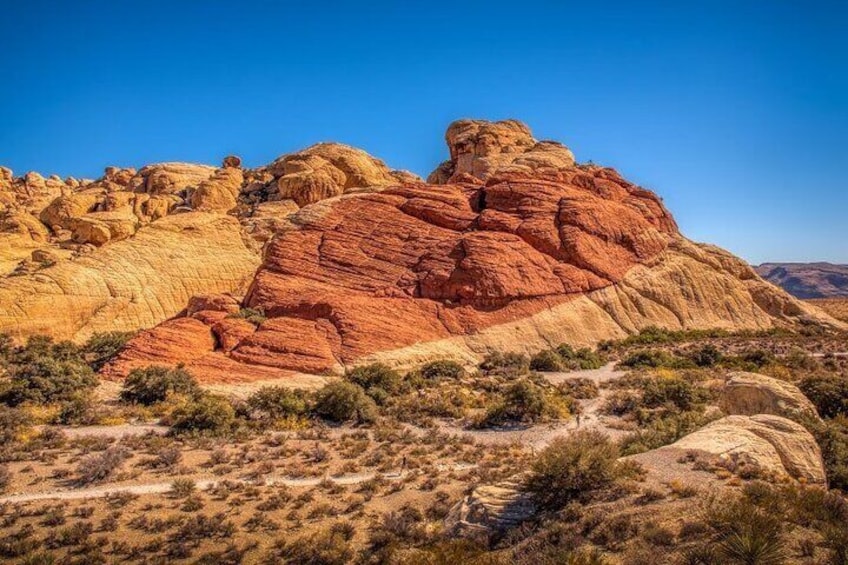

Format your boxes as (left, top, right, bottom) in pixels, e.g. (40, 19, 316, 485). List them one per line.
(5, 365, 628, 504)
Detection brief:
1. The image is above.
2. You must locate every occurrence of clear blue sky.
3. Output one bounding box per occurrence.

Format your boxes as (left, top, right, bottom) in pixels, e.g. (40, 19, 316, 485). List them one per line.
(1, 1, 846, 264)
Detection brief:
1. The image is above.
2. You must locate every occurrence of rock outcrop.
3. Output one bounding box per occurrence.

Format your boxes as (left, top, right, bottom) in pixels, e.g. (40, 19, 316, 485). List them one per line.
(720, 372, 820, 422)
(634, 414, 826, 485)
(105, 120, 841, 382)
(1, 119, 843, 377)
(444, 475, 535, 535)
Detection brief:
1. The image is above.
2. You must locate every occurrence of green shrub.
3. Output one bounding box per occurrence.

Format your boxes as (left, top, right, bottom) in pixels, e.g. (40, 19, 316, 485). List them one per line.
(480, 351, 529, 376)
(811, 416, 848, 491)
(641, 375, 707, 411)
(556, 344, 607, 370)
(313, 381, 378, 424)
(0, 465, 10, 492)
(688, 344, 723, 367)
(558, 378, 600, 399)
(83, 331, 134, 371)
(530, 350, 565, 372)
(169, 395, 236, 435)
(57, 394, 99, 425)
(120, 365, 200, 405)
(478, 379, 569, 427)
(619, 410, 718, 455)
(525, 430, 624, 510)
(0, 336, 96, 406)
(799, 374, 848, 419)
(419, 360, 466, 381)
(0, 405, 30, 446)
(247, 386, 309, 420)
(619, 350, 689, 370)
(345, 363, 403, 404)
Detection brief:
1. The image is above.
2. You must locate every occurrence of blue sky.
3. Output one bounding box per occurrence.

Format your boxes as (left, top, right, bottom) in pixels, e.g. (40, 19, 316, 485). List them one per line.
(1, 1, 846, 263)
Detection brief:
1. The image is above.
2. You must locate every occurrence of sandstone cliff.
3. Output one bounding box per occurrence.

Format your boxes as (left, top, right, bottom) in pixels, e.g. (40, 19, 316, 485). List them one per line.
(1, 120, 841, 379)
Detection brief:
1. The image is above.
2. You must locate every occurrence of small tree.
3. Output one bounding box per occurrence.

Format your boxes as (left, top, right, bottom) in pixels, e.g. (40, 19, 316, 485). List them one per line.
(525, 430, 622, 510)
(530, 350, 564, 372)
(120, 366, 200, 405)
(247, 386, 309, 420)
(345, 363, 403, 404)
(83, 331, 134, 371)
(313, 381, 378, 424)
(169, 394, 236, 435)
(419, 360, 466, 381)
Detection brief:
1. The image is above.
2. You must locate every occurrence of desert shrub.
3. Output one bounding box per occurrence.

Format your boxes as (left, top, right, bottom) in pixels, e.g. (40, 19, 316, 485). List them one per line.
(479, 379, 568, 427)
(247, 386, 309, 420)
(0, 405, 30, 446)
(169, 394, 236, 435)
(56, 394, 99, 425)
(556, 344, 607, 370)
(152, 446, 182, 469)
(345, 363, 403, 404)
(171, 478, 196, 498)
(619, 349, 691, 370)
(799, 374, 848, 419)
(525, 429, 624, 510)
(313, 381, 378, 424)
(265, 522, 354, 565)
(558, 378, 600, 399)
(83, 331, 134, 371)
(419, 360, 466, 381)
(602, 390, 641, 416)
(480, 351, 530, 376)
(530, 349, 565, 372)
(0, 465, 10, 492)
(705, 495, 787, 565)
(811, 416, 848, 491)
(229, 307, 267, 326)
(0, 337, 96, 406)
(739, 349, 775, 368)
(620, 410, 717, 455)
(688, 344, 723, 367)
(76, 446, 129, 485)
(641, 374, 708, 411)
(785, 348, 820, 371)
(367, 506, 428, 557)
(120, 365, 200, 405)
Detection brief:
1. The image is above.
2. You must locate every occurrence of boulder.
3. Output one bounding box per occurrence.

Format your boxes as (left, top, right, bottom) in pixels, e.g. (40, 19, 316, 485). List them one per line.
(665, 414, 826, 484)
(139, 162, 216, 195)
(271, 142, 417, 206)
(720, 372, 820, 422)
(445, 475, 535, 535)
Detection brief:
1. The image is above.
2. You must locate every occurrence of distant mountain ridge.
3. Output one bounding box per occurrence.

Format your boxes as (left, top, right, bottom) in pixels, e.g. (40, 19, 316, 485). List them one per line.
(756, 262, 848, 299)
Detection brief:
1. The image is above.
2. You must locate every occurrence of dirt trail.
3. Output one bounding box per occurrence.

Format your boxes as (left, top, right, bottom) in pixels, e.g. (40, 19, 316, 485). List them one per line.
(0, 463, 476, 504)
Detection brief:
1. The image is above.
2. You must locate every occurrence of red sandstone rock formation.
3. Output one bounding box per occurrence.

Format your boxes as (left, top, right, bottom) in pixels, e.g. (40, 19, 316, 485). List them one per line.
(101, 120, 841, 382)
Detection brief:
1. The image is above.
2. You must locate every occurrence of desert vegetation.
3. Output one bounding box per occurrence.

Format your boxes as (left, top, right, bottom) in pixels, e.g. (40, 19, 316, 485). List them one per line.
(0, 325, 847, 563)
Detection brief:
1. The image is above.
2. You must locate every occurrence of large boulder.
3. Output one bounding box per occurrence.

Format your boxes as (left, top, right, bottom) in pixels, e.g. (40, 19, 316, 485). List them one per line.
(270, 143, 418, 206)
(445, 475, 535, 535)
(720, 372, 820, 422)
(653, 414, 826, 484)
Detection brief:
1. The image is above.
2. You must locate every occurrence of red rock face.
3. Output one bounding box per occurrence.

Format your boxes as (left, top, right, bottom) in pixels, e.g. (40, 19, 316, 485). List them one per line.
(107, 160, 677, 380)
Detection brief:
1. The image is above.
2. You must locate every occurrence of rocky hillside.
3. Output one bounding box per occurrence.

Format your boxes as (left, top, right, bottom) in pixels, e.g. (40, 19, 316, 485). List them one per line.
(1, 119, 841, 381)
(756, 262, 848, 299)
